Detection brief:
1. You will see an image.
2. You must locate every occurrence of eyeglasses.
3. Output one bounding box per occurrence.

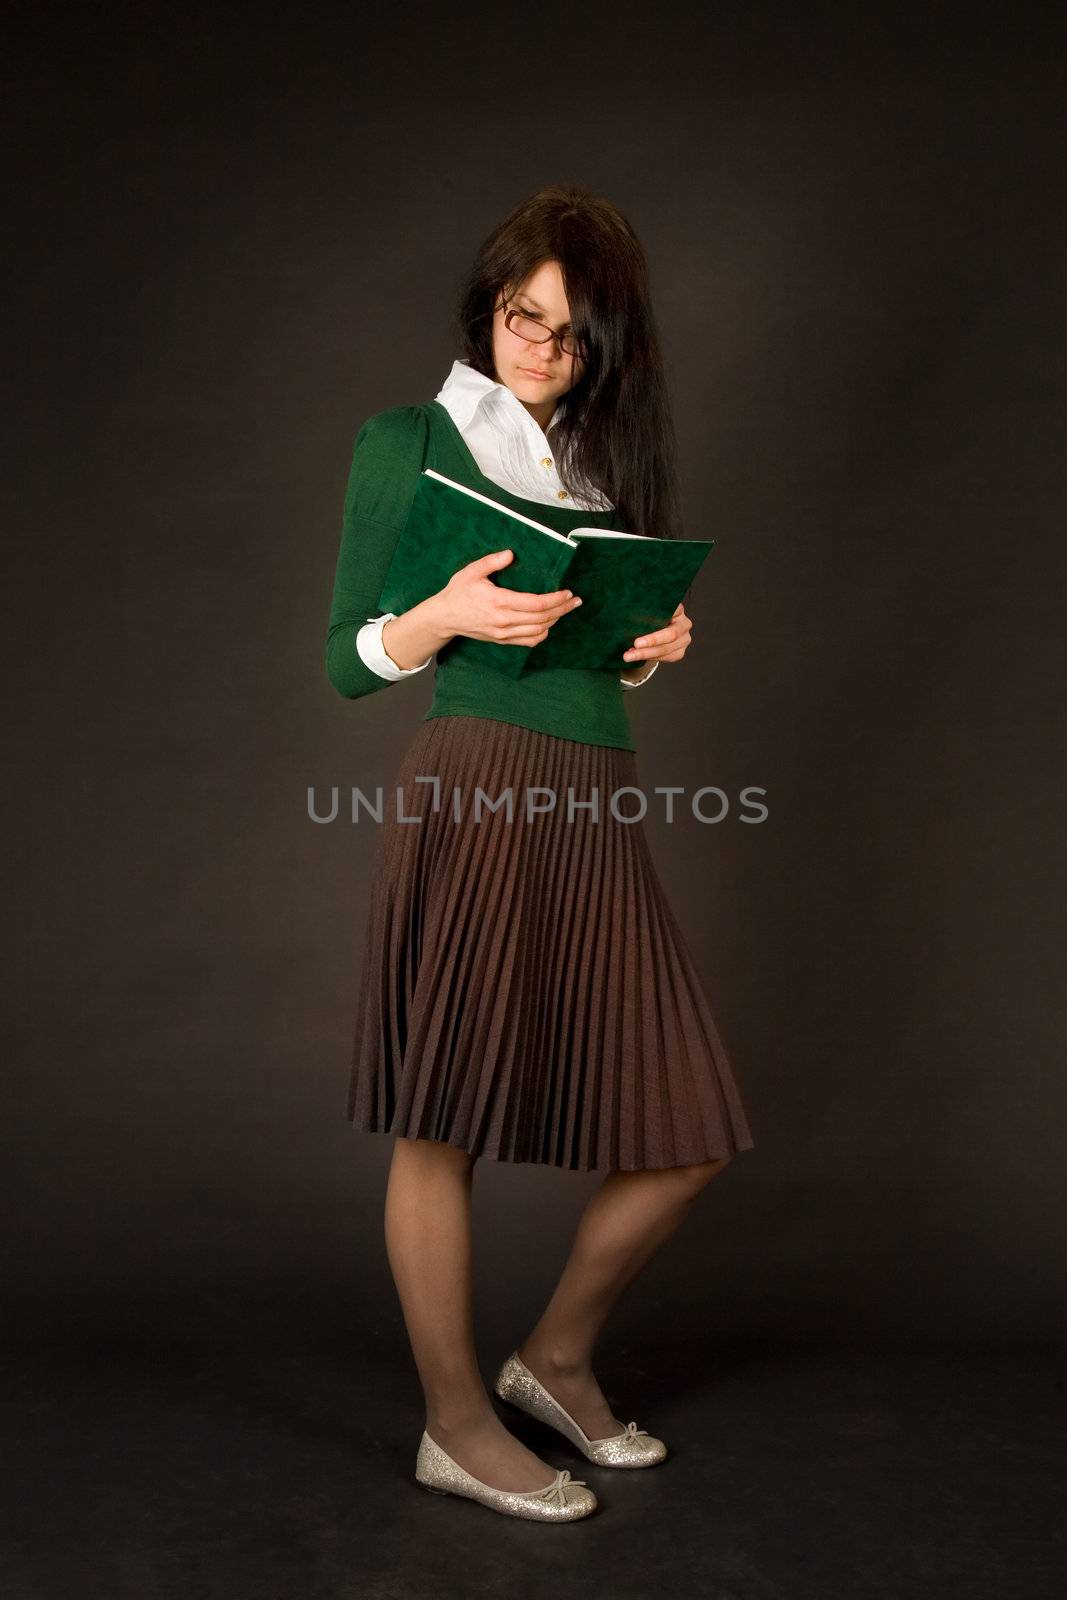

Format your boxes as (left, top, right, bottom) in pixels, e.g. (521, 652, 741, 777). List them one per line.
(498, 297, 588, 361)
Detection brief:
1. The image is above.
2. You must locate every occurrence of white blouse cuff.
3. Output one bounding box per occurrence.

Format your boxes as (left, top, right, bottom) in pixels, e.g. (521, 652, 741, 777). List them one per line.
(619, 660, 660, 688)
(356, 613, 434, 681)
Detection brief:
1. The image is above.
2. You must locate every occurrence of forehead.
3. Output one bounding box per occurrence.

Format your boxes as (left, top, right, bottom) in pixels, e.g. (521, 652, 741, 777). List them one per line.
(514, 261, 571, 318)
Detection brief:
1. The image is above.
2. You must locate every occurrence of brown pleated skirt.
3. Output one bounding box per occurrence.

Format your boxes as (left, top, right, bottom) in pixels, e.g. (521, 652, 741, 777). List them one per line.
(345, 714, 755, 1173)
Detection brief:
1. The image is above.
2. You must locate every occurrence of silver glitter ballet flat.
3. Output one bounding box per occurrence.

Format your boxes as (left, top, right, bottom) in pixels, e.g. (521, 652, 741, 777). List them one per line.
(414, 1430, 598, 1521)
(493, 1352, 668, 1468)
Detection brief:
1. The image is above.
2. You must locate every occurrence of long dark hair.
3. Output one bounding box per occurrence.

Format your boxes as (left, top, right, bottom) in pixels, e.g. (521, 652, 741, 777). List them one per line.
(454, 185, 684, 540)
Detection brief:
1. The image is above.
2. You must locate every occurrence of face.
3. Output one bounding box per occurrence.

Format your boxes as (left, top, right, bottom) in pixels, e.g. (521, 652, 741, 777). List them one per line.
(490, 258, 586, 428)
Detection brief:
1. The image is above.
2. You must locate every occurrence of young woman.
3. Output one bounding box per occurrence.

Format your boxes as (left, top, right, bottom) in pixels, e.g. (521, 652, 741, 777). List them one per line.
(325, 185, 755, 1523)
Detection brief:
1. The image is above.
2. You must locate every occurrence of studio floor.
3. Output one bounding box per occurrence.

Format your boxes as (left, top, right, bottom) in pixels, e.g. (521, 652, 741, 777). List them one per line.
(2, 1293, 1062, 1600)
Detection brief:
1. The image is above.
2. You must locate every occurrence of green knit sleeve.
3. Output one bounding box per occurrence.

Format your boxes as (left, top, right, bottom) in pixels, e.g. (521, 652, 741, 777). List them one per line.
(324, 405, 432, 699)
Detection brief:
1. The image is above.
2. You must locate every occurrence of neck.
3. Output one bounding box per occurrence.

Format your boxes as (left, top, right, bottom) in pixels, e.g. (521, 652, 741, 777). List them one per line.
(519, 396, 555, 431)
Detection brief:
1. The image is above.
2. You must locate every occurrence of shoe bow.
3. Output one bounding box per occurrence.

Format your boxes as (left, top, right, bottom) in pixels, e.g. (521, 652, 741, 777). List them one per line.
(620, 1420, 649, 1439)
(541, 1468, 586, 1505)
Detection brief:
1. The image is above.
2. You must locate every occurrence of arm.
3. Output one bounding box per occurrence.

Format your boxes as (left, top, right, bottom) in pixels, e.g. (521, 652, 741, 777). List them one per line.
(356, 610, 452, 679)
(324, 409, 452, 699)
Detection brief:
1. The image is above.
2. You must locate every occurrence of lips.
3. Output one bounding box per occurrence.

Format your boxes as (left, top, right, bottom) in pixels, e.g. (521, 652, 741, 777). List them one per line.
(521, 367, 552, 379)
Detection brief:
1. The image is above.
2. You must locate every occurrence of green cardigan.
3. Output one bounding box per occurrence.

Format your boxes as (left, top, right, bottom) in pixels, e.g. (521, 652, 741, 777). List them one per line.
(325, 398, 643, 751)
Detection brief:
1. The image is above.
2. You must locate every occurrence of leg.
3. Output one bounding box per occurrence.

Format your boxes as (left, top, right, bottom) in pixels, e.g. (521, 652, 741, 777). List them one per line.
(516, 1156, 731, 1439)
(384, 1133, 566, 1491)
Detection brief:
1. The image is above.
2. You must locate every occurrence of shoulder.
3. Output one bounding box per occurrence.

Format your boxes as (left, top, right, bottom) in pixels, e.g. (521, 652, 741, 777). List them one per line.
(354, 403, 432, 458)
(344, 403, 433, 527)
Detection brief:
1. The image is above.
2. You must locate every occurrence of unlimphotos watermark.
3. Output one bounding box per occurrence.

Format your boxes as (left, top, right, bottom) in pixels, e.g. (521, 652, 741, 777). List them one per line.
(307, 778, 768, 825)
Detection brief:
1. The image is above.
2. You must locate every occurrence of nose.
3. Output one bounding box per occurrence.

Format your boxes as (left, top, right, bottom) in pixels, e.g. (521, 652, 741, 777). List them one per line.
(526, 336, 560, 364)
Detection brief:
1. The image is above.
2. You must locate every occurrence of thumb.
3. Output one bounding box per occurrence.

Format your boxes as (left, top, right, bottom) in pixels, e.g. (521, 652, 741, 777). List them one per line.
(469, 547, 514, 573)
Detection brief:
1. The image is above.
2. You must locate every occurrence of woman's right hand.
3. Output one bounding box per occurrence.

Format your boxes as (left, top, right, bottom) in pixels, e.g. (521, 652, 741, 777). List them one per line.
(429, 549, 582, 647)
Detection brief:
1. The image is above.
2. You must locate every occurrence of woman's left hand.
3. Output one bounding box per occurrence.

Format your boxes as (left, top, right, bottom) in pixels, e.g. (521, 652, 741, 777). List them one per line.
(623, 602, 693, 665)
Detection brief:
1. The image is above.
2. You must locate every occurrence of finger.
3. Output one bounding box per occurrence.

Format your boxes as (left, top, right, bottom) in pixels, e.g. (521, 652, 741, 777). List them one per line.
(625, 644, 689, 665)
(635, 621, 683, 647)
(469, 548, 515, 572)
(497, 603, 576, 635)
(623, 620, 687, 656)
(494, 599, 583, 628)
(496, 622, 558, 641)
(495, 587, 580, 612)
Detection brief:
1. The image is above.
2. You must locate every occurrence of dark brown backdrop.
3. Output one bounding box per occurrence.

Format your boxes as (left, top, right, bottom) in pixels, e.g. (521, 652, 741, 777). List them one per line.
(5, 3, 1065, 1359)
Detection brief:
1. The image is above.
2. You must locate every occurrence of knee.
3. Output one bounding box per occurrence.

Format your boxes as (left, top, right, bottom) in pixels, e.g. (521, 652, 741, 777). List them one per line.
(394, 1134, 478, 1173)
(671, 1153, 732, 1200)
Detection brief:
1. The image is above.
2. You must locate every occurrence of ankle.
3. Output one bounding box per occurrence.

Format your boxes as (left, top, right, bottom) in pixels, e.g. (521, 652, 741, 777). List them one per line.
(425, 1402, 498, 1439)
(518, 1338, 593, 1378)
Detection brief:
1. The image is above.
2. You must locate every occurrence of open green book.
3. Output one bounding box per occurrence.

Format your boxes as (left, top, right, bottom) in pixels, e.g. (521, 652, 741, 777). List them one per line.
(377, 469, 714, 679)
